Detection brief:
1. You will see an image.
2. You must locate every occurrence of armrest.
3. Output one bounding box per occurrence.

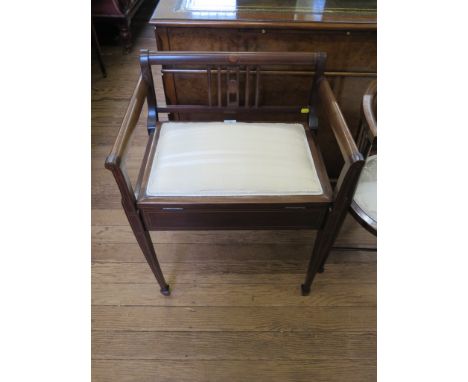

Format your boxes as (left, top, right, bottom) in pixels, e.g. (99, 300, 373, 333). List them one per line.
(318, 77, 362, 165)
(105, 75, 147, 207)
(318, 77, 364, 204)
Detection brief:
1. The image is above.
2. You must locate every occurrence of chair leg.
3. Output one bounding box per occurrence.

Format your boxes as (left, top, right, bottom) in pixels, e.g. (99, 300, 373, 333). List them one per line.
(124, 206, 170, 296)
(317, 250, 329, 274)
(301, 208, 348, 296)
(301, 229, 327, 296)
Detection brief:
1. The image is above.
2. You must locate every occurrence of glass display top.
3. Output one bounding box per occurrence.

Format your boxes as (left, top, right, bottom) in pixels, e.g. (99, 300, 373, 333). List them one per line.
(152, 0, 377, 24)
(178, 0, 376, 14)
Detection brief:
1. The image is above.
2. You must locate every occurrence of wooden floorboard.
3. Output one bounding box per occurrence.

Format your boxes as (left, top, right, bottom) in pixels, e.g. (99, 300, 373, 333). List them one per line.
(92, 2, 377, 379)
(92, 331, 376, 359)
(93, 360, 376, 382)
(92, 261, 376, 284)
(92, 306, 375, 332)
(92, 282, 375, 306)
(91, 242, 376, 263)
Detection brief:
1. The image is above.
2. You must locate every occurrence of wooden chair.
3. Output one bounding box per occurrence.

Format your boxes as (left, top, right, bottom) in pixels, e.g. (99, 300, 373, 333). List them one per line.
(105, 50, 365, 296)
(351, 80, 377, 235)
(316, 80, 377, 273)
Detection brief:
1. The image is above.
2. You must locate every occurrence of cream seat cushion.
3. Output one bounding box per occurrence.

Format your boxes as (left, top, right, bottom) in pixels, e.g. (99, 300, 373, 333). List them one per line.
(146, 122, 323, 197)
(353, 155, 377, 221)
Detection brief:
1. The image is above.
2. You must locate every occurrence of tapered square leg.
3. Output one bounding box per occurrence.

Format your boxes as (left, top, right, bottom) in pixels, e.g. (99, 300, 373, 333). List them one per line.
(123, 204, 170, 296)
(301, 229, 327, 295)
(301, 283, 311, 296)
(301, 206, 349, 295)
(133, 229, 170, 296)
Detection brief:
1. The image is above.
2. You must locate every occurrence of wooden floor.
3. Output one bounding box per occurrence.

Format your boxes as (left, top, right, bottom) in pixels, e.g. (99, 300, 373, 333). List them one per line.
(91, 3, 377, 380)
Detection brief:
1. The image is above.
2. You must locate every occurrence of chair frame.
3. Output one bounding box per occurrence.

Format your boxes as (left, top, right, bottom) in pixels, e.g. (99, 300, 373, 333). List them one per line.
(105, 50, 364, 296)
(351, 80, 377, 235)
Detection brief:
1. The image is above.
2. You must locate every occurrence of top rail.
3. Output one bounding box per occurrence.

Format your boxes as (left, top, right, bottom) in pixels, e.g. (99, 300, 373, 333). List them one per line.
(144, 51, 327, 66)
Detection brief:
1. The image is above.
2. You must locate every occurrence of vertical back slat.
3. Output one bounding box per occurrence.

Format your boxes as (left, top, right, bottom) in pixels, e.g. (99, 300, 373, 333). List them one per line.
(236, 66, 240, 106)
(245, 65, 250, 107)
(226, 66, 240, 107)
(217, 65, 222, 107)
(207, 66, 212, 106)
(225, 67, 230, 106)
(255, 66, 261, 108)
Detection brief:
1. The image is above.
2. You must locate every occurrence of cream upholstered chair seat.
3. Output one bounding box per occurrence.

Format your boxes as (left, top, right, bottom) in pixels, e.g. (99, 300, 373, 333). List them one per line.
(353, 155, 377, 221)
(146, 122, 323, 197)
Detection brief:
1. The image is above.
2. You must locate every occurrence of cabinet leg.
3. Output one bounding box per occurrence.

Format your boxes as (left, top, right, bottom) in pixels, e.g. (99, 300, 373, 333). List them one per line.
(91, 20, 107, 77)
(119, 19, 132, 54)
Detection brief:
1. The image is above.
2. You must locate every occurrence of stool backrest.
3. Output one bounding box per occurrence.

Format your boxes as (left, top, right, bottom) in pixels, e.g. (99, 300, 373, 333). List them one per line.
(139, 50, 326, 132)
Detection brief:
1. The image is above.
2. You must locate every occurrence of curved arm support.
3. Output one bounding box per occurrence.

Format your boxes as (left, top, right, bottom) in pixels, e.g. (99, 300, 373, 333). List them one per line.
(317, 76, 365, 202)
(318, 77, 363, 165)
(105, 75, 147, 210)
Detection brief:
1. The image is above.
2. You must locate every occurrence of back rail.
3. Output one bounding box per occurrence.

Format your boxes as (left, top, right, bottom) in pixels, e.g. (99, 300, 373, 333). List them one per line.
(139, 50, 327, 130)
(146, 51, 326, 66)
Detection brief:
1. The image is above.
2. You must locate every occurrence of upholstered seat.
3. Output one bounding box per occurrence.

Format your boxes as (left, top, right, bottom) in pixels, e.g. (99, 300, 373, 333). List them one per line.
(353, 155, 377, 221)
(146, 122, 323, 197)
